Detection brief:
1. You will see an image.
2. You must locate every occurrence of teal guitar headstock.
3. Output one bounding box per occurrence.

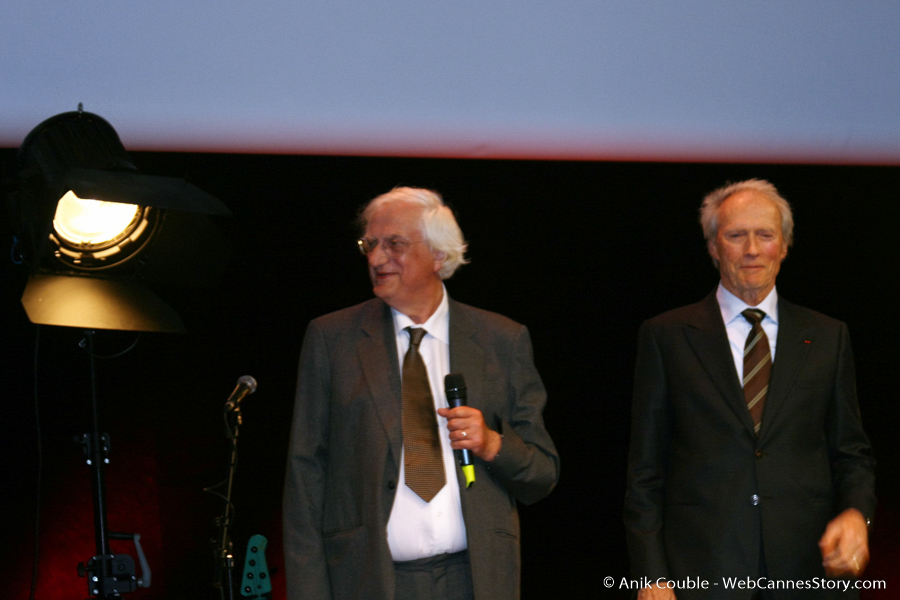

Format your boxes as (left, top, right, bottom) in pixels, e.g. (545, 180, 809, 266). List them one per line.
(240, 534, 272, 598)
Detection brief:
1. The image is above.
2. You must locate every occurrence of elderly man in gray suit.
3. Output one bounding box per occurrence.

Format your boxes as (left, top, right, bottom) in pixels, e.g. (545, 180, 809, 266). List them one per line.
(284, 187, 559, 600)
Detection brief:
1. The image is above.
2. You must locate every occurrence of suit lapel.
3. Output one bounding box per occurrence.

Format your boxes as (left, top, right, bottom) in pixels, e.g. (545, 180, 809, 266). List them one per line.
(760, 298, 814, 441)
(683, 291, 757, 434)
(358, 301, 403, 462)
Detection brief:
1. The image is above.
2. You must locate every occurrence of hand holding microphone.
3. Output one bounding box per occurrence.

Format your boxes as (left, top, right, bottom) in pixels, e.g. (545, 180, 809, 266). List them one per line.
(443, 373, 475, 487)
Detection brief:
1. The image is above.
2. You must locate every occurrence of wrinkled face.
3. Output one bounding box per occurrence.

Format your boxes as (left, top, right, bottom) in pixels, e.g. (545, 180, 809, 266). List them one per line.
(709, 190, 788, 304)
(363, 201, 444, 312)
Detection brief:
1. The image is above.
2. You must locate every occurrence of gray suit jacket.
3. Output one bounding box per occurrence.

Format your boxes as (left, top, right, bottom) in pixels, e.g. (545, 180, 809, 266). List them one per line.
(284, 297, 559, 600)
(624, 291, 875, 599)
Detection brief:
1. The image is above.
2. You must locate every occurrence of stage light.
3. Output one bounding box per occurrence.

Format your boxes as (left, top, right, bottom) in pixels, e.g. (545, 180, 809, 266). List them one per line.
(13, 105, 231, 332)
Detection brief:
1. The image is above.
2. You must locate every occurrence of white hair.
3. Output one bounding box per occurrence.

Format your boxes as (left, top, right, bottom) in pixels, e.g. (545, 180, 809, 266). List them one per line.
(360, 187, 469, 279)
(700, 179, 794, 266)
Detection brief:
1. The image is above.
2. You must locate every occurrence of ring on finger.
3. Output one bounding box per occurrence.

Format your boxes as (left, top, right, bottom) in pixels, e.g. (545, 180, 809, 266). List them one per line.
(462, 430, 467, 438)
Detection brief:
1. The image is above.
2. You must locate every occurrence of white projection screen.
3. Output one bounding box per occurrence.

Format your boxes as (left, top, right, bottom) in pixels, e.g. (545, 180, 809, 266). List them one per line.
(2, 1, 899, 163)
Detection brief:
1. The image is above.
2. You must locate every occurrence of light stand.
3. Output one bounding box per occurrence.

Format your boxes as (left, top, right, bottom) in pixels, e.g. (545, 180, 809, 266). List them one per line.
(75, 330, 151, 598)
(10, 106, 230, 598)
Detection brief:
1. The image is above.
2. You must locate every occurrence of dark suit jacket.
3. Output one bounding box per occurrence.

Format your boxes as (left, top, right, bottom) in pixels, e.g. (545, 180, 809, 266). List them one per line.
(283, 297, 559, 600)
(624, 291, 875, 599)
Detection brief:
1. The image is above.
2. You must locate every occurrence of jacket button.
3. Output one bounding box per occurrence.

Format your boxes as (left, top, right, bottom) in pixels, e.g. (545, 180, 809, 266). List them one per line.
(755, 450, 763, 459)
(751, 494, 760, 506)
(387, 480, 397, 490)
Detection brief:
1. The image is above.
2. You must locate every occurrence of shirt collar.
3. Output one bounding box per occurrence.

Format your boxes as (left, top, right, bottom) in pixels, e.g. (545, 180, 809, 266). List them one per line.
(716, 282, 779, 326)
(391, 285, 450, 345)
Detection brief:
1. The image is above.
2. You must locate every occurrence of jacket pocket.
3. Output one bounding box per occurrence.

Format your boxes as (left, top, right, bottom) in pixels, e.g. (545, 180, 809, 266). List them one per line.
(324, 526, 368, 599)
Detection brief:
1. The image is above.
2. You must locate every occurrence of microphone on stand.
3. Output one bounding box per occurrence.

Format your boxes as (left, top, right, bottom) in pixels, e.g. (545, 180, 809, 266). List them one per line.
(444, 373, 475, 488)
(212, 374, 258, 600)
(224, 375, 258, 411)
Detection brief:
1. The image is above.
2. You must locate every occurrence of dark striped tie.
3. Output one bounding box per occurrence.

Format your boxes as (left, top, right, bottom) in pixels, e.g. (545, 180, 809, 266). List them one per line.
(401, 327, 445, 502)
(741, 309, 771, 436)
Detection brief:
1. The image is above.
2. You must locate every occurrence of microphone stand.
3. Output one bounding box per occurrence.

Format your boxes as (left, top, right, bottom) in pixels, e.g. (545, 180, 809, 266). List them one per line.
(212, 403, 241, 600)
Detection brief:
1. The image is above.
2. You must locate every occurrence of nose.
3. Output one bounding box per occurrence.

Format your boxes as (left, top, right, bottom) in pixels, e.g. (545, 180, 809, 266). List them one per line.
(745, 234, 761, 256)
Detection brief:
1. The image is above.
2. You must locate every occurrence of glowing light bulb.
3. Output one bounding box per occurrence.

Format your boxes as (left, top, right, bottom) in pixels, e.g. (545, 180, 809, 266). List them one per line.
(53, 191, 141, 246)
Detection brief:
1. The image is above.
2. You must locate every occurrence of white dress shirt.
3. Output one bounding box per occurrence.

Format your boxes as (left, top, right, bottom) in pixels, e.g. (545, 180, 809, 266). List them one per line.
(716, 283, 779, 383)
(385, 286, 467, 561)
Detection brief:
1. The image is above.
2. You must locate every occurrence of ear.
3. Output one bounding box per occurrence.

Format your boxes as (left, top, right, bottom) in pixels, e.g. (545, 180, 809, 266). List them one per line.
(708, 240, 720, 262)
(432, 250, 446, 273)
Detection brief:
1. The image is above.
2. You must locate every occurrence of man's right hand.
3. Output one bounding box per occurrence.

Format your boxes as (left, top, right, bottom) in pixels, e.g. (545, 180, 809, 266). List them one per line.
(638, 582, 676, 600)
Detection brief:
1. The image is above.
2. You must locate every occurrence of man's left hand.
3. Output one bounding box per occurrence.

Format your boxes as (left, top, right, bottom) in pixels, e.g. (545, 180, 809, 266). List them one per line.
(438, 406, 502, 462)
(819, 508, 869, 577)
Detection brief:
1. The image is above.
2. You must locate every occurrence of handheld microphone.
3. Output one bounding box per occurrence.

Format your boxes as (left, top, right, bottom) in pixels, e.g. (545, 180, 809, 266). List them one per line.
(224, 375, 258, 411)
(444, 373, 475, 488)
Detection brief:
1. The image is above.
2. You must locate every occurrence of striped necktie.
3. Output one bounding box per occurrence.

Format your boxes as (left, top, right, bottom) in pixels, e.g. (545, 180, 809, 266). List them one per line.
(401, 327, 446, 502)
(741, 309, 771, 436)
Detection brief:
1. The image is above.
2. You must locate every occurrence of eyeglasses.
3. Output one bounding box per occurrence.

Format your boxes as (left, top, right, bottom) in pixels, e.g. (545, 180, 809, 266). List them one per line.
(357, 236, 425, 258)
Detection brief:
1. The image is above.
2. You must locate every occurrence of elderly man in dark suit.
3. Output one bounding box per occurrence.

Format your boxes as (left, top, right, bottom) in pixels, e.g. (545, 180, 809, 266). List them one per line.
(624, 179, 875, 599)
(283, 187, 559, 600)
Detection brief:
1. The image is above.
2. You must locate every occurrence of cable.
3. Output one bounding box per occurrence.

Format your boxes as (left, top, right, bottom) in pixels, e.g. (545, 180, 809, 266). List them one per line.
(78, 332, 142, 359)
(29, 325, 42, 600)
(11, 234, 24, 265)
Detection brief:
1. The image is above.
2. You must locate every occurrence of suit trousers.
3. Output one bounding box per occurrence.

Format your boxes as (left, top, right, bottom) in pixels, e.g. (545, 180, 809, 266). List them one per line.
(393, 551, 474, 600)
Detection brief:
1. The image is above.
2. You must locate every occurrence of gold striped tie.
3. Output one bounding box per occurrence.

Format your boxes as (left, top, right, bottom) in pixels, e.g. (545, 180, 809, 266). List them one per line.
(741, 309, 771, 436)
(401, 327, 445, 502)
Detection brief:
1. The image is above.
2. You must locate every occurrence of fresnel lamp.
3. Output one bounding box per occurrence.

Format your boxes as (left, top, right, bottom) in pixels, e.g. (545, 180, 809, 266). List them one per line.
(15, 104, 231, 332)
